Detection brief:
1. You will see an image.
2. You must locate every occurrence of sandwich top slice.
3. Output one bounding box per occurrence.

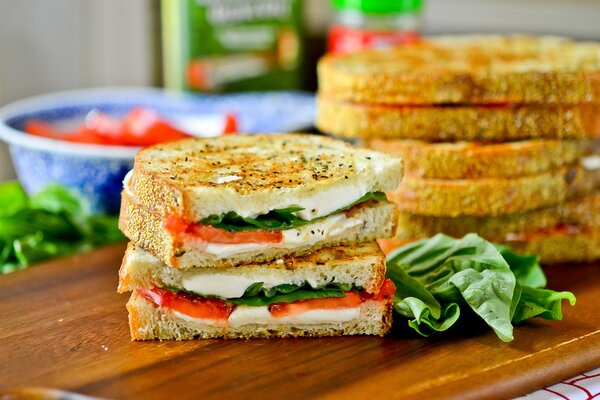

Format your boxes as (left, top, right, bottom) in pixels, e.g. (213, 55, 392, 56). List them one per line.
(121, 134, 402, 268)
(318, 35, 600, 105)
(120, 242, 395, 339)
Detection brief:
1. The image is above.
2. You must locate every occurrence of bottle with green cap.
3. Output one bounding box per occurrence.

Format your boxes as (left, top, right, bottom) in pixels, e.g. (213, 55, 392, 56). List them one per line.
(328, 0, 423, 53)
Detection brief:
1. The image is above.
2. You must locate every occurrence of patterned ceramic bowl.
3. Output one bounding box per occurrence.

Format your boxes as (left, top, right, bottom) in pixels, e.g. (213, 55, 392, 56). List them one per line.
(0, 88, 315, 214)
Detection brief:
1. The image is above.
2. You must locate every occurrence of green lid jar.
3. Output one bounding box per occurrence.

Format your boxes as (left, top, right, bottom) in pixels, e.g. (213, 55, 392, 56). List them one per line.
(328, 0, 424, 53)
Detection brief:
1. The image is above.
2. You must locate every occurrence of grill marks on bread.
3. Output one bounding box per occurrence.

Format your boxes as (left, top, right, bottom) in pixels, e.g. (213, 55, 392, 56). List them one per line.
(137, 135, 377, 195)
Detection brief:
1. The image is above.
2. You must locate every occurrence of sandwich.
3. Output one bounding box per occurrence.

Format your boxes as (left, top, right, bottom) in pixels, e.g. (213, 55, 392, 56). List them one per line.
(316, 34, 600, 264)
(117, 133, 403, 340)
(119, 134, 402, 269)
(388, 160, 600, 217)
(318, 35, 600, 106)
(119, 242, 395, 339)
(317, 98, 600, 141)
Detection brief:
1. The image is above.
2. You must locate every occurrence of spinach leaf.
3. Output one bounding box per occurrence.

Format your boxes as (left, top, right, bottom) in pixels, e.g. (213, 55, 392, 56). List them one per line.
(200, 191, 387, 232)
(165, 282, 358, 307)
(386, 233, 576, 342)
(0, 182, 126, 274)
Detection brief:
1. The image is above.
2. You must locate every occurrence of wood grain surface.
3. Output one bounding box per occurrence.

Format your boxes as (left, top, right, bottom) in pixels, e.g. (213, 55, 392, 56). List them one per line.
(1, 244, 599, 400)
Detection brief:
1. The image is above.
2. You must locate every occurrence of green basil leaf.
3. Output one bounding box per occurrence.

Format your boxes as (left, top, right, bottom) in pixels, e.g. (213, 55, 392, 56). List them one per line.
(0, 181, 28, 216)
(0, 181, 126, 274)
(386, 233, 576, 342)
(512, 286, 576, 324)
(229, 288, 346, 307)
(164, 281, 360, 307)
(200, 192, 387, 232)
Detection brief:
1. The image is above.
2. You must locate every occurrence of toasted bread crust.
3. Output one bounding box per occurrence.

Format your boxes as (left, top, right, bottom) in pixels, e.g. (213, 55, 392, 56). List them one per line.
(391, 193, 600, 242)
(317, 97, 600, 141)
(127, 292, 393, 340)
(318, 35, 600, 105)
(132, 134, 402, 221)
(388, 164, 600, 217)
(119, 190, 399, 269)
(365, 139, 594, 179)
(506, 229, 600, 263)
(118, 241, 387, 295)
(380, 229, 600, 264)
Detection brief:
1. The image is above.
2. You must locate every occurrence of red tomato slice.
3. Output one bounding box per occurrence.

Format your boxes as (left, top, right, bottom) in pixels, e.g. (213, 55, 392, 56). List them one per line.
(122, 107, 190, 146)
(164, 214, 192, 235)
(371, 279, 396, 301)
(25, 120, 64, 139)
(222, 113, 238, 135)
(164, 214, 283, 244)
(269, 279, 396, 318)
(139, 288, 233, 321)
(191, 224, 283, 244)
(25, 119, 110, 145)
(269, 292, 365, 318)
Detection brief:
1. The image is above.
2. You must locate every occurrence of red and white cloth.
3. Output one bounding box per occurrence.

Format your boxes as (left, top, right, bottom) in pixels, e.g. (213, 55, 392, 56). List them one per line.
(518, 368, 600, 399)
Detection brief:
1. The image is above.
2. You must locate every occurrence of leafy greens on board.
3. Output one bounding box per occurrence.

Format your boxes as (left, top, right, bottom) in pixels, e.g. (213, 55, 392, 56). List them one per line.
(0, 181, 126, 274)
(200, 191, 387, 232)
(386, 233, 576, 342)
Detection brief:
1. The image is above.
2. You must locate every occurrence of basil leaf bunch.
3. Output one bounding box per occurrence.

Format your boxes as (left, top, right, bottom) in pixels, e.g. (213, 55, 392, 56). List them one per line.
(386, 233, 576, 342)
(0, 181, 126, 274)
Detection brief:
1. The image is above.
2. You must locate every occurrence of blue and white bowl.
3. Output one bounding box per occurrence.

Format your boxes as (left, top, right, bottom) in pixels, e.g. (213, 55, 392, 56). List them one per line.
(0, 87, 315, 214)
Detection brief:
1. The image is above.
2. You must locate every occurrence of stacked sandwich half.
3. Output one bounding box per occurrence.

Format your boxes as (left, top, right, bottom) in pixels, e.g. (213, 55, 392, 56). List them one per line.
(317, 35, 600, 263)
(117, 134, 403, 339)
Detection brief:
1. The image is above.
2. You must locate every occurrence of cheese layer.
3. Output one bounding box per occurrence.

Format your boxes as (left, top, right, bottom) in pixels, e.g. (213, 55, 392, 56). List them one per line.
(199, 213, 362, 258)
(123, 167, 378, 219)
(172, 306, 361, 327)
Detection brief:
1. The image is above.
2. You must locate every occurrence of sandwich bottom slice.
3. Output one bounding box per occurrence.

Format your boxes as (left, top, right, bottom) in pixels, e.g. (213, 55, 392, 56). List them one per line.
(120, 242, 395, 340)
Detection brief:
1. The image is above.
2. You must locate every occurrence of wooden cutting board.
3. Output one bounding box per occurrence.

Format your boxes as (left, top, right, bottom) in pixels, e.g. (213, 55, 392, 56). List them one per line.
(1, 244, 599, 400)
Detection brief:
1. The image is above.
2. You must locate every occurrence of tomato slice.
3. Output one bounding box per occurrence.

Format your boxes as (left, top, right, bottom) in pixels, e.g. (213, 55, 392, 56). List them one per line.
(269, 279, 396, 318)
(25, 119, 112, 145)
(269, 292, 364, 318)
(24, 120, 63, 139)
(371, 279, 396, 301)
(138, 288, 233, 321)
(222, 113, 238, 135)
(191, 224, 282, 244)
(164, 214, 283, 244)
(164, 213, 192, 235)
(121, 107, 191, 146)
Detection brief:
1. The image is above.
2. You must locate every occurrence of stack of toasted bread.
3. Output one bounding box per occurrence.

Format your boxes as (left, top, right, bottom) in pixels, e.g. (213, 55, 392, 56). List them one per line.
(117, 134, 404, 339)
(317, 35, 600, 263)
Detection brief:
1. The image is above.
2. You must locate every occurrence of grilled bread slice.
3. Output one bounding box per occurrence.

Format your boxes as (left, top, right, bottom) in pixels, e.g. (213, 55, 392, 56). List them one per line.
(317, 96, 600, 141)
(318, 35, 600, 105)
(118, 242, 387, 295)
(380, 228, 600, 264)
(120, 190, 399, 269)
(389, 162, 600, 217)
(391, 193, 600, 242)
(365, 139, 594, 179)
(127, 292, 393, 340)
(121, 242, 393, 340)
(129, 134, 403, 222)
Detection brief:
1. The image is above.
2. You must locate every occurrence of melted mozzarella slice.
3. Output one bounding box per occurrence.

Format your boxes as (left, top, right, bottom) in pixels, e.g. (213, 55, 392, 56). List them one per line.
(200, 213, 362, 258)
(228, 306, 361, 327)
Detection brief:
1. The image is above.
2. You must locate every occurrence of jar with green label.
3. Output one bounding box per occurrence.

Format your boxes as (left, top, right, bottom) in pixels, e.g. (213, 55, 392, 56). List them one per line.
(328, 0, 423, 54)
(162, 0, 304, 92)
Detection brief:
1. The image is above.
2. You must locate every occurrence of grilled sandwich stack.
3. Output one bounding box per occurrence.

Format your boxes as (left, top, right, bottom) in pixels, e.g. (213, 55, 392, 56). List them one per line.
(117, 134, 403, 339)
(316, 35, 600, 263)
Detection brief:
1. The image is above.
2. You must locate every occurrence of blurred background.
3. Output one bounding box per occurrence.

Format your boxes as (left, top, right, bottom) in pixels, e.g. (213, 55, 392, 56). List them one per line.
(1, 0, 600, 180)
